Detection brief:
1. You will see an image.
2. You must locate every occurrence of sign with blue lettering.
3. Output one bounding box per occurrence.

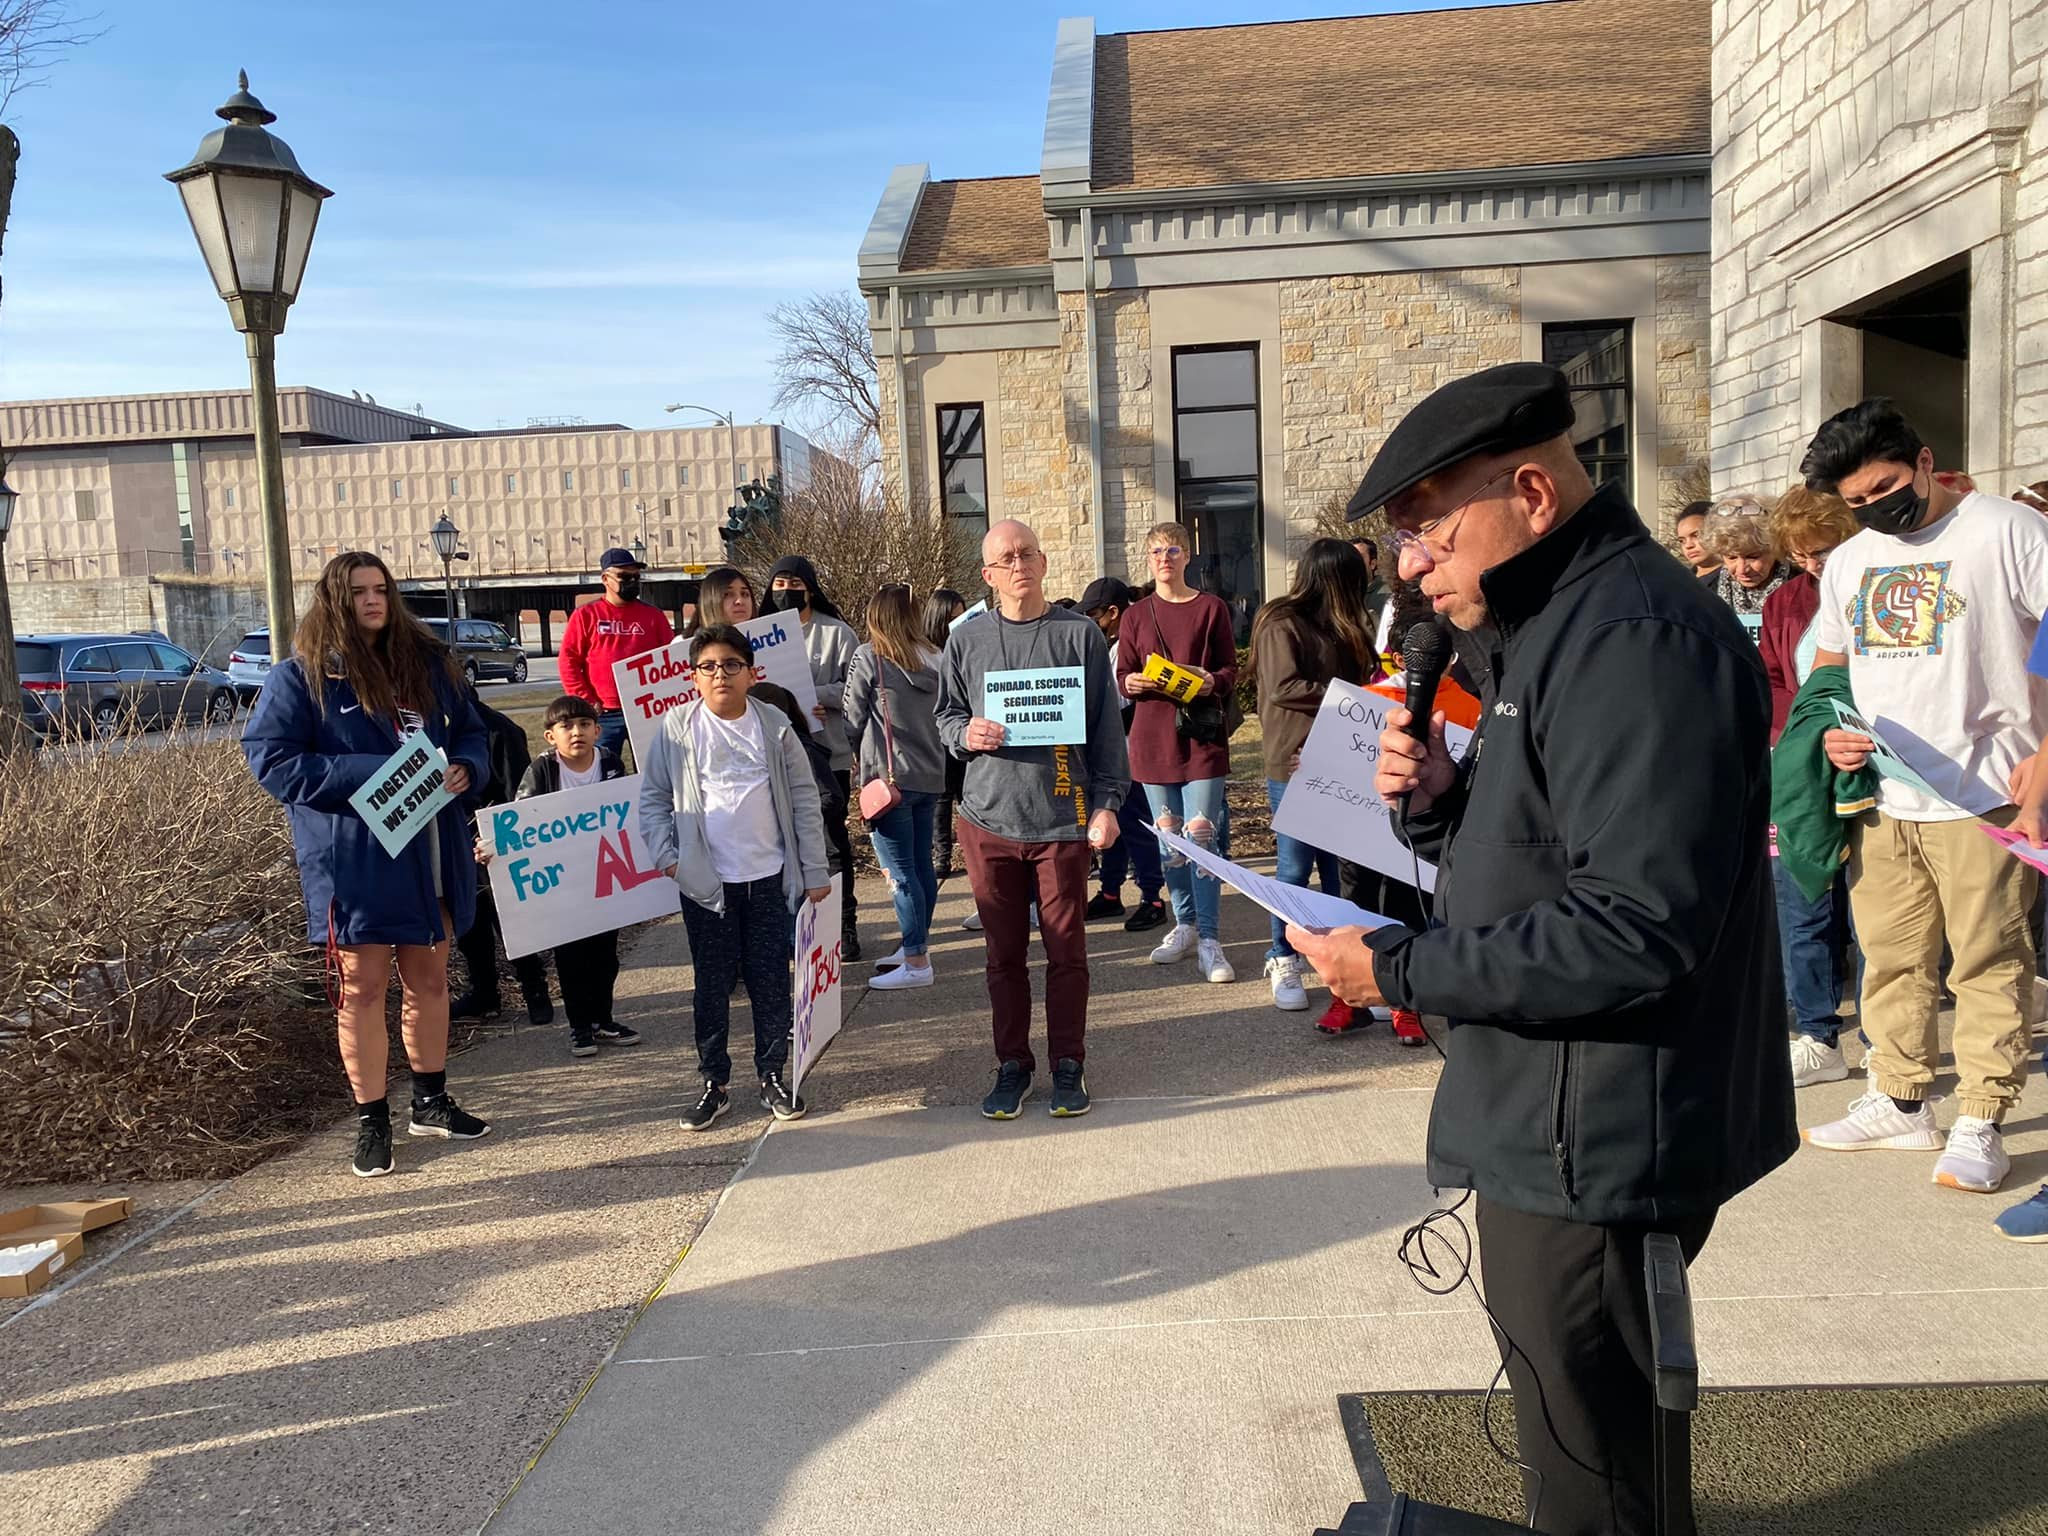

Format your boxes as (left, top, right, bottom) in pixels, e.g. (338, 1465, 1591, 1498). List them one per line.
(481, 773, 680, 958)
(982, 666, 1087, 746)
(348, 728, 454, 858)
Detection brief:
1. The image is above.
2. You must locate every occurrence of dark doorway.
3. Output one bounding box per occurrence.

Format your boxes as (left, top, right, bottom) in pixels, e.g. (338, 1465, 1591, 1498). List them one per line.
(1841, 261, 1969, 471)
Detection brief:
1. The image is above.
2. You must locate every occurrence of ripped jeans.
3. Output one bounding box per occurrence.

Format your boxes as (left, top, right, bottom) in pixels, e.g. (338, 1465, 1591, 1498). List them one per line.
(866, 790, 939, 955)
(1142, 778, 1229, 940)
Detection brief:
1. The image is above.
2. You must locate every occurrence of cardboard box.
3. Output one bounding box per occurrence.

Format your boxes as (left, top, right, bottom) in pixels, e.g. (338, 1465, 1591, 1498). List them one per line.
(0, 1230, 85, 1298)
(0, 1197, 133, 1246)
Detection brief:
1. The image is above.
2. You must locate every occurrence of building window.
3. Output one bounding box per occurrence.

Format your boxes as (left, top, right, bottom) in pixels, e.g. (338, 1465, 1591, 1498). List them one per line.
(74, 489, 97, 521)
(392, 478, 404, 499)
(171, 442, 197, 571)
(679, 466, 690, 487)
(335, 480, 348, 502)
(935, 404, 989, 533)
(619, 467, 632, 489)
(563, 470, 575, 492)
(224, 485, 236, 509)
(1171, 344, 1262, 640)
(735, 463, 748, 485)
(505, 473, 518, 494)
(1542, 321, 1632, 495)
(448, 475, 462, 497)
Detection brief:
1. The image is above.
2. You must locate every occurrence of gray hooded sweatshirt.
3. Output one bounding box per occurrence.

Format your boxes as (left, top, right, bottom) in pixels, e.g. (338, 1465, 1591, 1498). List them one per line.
(842, 644, 947, 797)
(799, 611, 860, 773)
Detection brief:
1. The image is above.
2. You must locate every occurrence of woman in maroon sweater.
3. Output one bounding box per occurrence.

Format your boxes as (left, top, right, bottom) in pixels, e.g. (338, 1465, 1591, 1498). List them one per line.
(1116, 522, 1239, 984)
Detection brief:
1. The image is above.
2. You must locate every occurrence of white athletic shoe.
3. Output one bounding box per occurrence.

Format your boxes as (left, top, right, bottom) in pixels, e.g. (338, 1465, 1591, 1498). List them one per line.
(1150, 923, 1197, 965)
(872, 945, 907, 971)
(1198, 938, 1236, 984)
(961, 910, 983, 931)
(1789, 1035, 1848, 1088)
(1934, 1115, 2009, 1193)
(869, 960, 934, 991)
(1804, 1088, 1944, 1152)
(1265, 954, 1309, 1011)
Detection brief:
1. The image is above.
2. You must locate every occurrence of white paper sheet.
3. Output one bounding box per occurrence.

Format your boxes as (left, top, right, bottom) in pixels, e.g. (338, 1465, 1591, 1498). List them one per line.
(1149, 824, 1392, 933)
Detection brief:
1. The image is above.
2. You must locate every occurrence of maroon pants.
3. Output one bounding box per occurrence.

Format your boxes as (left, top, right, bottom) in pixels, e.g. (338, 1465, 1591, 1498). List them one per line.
(958, 818, 1091, 1071)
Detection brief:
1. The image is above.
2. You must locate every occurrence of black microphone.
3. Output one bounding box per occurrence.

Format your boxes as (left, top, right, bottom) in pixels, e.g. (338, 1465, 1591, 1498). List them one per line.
(1396, 620, 1453, 816)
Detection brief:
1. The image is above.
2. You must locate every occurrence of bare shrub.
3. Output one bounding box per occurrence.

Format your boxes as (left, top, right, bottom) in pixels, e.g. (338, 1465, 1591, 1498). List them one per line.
(0, 730, 346, 1181)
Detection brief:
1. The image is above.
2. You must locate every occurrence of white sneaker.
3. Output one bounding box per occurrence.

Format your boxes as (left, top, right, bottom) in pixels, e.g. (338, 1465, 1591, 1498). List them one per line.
(1265, 955, 1309, 1011)
(1934, 1115, 2009, 1193)
(873, 945, 907, 970)
(961, 910, 983, 931)
(1789, 1035, 1848, 1088)
(1198, 938, 1236, 984)
(1150, 923, 1197, 965)
(1804, 1089, 1944, 1152)
(869, 960, 933, 991)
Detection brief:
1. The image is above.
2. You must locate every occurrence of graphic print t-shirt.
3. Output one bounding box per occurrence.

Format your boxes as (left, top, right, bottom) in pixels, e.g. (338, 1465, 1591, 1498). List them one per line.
(1814, 491, 2048, 821)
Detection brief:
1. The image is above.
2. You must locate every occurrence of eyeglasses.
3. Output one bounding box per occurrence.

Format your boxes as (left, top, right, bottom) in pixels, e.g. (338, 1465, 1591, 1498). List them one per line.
(1388, 466, 1516, 567)
(1709, 498, 1767, 518)
(1149, 545, 1186, 560)
(693, 658, 752, 678)
(985, 549, 1045, 570)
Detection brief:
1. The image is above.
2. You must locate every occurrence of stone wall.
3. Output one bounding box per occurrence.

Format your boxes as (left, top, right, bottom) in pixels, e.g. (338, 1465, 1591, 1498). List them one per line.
(8, 574, 157, 640)
(1655, 253, 1713, 529)
(1090, 293, 1156, 585)
(998, 334, 1083, 588)
(7, 574, 316, 665)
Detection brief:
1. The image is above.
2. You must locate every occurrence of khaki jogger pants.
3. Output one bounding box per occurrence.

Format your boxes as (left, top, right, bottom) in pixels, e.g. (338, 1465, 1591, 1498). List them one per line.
(1846, 807, 2037, 1123)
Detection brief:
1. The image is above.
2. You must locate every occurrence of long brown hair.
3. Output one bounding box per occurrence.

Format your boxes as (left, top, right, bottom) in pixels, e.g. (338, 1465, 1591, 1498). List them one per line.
(295, 551, 458, 721)
(1250, 538, 1376, 686)
(867, 583, 934, 673)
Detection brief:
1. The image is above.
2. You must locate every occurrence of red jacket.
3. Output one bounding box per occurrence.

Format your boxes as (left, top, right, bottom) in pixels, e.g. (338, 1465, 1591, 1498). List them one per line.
(559, 598, 675, 711)
(1759, 572, 1819, 742)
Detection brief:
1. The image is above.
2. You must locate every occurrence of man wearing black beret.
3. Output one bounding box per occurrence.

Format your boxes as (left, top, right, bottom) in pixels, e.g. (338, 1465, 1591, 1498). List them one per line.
(1288, 362, 1795, 1536)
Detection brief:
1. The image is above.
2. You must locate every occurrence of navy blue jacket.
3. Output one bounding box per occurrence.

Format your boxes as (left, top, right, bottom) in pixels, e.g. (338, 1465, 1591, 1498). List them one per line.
(244, 657, 491, 946)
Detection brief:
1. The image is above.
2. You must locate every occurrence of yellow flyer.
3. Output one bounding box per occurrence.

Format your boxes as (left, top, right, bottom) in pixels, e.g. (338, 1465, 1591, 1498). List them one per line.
(1141, 653, 1206, 703)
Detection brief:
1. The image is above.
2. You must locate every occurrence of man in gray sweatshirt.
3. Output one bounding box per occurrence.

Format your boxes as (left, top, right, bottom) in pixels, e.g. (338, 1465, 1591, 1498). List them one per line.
(936, 518, 1129, 1121)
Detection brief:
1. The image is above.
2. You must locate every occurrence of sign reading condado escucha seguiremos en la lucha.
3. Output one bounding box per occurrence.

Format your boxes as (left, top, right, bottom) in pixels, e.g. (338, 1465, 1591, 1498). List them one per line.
(610, 613, 821, 767)
(481, 774, 681, 959)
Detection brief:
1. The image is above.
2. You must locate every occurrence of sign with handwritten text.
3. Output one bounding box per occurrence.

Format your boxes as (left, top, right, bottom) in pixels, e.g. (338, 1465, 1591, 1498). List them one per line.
(612, 613, 820, 768)
(983, 666, 1087, 746)
(348, 729, 453, 858)
(792, 873, 844, 1095)
(1273, 679, 1474, 893)
(481, 774, 679, 958)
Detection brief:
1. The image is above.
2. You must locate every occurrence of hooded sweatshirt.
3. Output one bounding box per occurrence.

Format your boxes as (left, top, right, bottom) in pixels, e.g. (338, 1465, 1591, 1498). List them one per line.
(843, 644, 947, 796)
(766, 555, 859, 772)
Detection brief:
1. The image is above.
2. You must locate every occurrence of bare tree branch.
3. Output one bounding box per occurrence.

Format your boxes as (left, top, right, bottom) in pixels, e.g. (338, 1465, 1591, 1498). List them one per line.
(768, 291, 880, 443)
(0, 0, 103, 122)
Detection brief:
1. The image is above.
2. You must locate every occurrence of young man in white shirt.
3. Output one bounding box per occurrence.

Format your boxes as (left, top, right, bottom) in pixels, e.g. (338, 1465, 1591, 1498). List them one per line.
(1803, 399, 2048, 1194)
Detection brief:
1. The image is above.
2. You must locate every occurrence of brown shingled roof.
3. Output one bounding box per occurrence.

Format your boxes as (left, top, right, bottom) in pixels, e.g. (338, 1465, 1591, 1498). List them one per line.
(1092, 0, 1709, 192)
(900, 177, 1049, 273)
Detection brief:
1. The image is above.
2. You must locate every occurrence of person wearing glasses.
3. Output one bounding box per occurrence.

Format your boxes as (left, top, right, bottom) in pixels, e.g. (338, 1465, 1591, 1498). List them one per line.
(1285, 362, 1794, 1536)
(1698, 496, 1794, 642)
(935, 519, 1129, 1120)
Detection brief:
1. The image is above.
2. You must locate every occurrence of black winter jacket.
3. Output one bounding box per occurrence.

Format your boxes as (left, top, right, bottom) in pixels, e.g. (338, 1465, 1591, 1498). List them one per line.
(518, 746, 628, 799)
(1366, 484, 1797, 1225)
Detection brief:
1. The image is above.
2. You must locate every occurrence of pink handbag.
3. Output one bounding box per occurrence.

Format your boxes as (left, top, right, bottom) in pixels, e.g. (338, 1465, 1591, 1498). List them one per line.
(857, 658, 904, 822)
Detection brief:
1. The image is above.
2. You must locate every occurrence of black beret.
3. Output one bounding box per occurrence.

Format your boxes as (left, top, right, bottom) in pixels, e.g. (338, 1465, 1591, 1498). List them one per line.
(1346, 362, 1576, 520)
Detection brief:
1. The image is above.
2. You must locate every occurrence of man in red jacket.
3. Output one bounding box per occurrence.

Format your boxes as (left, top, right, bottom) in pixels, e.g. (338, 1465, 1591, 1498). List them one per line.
(559, 546, 674, 764)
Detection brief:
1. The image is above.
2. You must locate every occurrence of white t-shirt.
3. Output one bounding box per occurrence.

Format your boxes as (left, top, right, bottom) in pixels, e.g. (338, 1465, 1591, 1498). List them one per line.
(1813, 490, 2048, 821)
(689, 704, 784, 883)
(558, 755, 603, 789)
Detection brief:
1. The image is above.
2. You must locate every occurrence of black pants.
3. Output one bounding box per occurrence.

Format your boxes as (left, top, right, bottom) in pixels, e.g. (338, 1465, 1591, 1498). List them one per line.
(1475, 1197, 1717, 1536)
(680, 874, 794, 1084)
(555, 930, 620, 1030)
(828, 770, 859, 932)
(455, 875, 548, 1004)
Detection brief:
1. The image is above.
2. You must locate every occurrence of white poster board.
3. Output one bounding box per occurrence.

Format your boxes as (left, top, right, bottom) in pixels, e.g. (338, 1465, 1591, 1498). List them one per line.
(481, 773, 681, 958)
(612, 612, 821, 768)
(349, 729, 453, 858)
(1272, 679, 1474, 894)
(791, 873, 843, 1095)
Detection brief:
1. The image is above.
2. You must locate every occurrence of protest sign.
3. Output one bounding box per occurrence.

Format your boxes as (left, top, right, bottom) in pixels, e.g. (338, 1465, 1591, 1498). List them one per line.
(1273, 678, 1474, 893)
(948, 600, 988, 633)
(1150, 824, 1389, 932)
(612, 612, 820, 768)
(983, 666, 1087, 746)
(1830, 700, 1948, 803)
(791, 874, 843, 1095)
(482, 774, 679, 958)
(1140, 653, 1207, 703)
(349, 729, 453, 858)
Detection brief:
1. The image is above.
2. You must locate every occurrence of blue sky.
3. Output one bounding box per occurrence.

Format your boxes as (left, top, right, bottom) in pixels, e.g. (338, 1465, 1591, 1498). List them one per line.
(0, 0, 1470, 434)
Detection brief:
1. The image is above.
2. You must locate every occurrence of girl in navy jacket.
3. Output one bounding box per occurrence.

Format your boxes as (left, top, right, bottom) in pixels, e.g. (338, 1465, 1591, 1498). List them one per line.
(244, 552, 494, 1178)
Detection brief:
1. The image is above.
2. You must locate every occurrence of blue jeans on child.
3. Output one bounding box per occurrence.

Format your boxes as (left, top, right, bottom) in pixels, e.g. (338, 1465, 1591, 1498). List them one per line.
(1097, 787, 1164, 902)
(1772, 858, 1857, 1046)
(1143, 778, 1229, 940)
(867, 790, 939, 954)
(680, 873, 796, 1084)
(1265, 778, 1341, 960)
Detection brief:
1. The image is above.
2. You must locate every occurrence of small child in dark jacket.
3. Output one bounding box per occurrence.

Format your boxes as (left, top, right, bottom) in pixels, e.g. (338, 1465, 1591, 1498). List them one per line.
(484, 695, 642, 1058)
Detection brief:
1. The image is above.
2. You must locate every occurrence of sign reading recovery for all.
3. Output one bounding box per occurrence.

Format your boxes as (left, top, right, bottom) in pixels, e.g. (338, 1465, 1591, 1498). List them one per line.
(983, 667, 1087, 746)
(348, 728, 453, 858)
(483, 774, 680, 959)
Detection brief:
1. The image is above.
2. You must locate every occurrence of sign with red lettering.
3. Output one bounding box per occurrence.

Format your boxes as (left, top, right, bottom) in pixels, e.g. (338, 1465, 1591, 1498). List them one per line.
(480, 773, 680, 958)
(791, 873, 843, 1096)
(611, 613, 820, 767)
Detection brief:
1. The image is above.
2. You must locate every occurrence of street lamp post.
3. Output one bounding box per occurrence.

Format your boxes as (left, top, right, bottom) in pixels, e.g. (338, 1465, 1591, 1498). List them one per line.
(166, 73, 332, 664)
(430, 512, 463, 625)
(0, 474, 24, 761)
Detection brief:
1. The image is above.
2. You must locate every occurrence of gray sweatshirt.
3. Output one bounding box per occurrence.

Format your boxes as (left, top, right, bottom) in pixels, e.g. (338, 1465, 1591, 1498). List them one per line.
(842, 644, 947, 796)
(936, 605, 1128, 843)
(801, 612, 860, 773)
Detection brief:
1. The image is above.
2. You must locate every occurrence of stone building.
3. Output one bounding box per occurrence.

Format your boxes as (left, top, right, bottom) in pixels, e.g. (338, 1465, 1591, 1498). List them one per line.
(858, 0, 1715, 623)
(1711, 0, 2048, 494)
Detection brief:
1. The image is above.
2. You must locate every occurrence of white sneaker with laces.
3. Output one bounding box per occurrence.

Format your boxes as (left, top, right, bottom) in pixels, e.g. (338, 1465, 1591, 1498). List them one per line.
(1789, 1035, 1848, 1088)
(872, 945, 907, 970)
(1804, 1088, 1944, 1152)
(1198, 938, 1236, 984)
(1934, 1115, 2009, 1193)
(1150, 923, 1197, 965)
(961, 910, 983, 932)
(869, 960, 934, 991)
(1265, 954, 1309, 1011)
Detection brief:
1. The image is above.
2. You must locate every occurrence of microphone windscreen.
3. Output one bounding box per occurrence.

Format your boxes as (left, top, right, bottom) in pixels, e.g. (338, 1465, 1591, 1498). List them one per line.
(1400, 619, 1453, 682)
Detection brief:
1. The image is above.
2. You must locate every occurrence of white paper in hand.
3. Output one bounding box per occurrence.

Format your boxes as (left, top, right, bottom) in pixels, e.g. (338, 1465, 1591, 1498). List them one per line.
(1149, 824, 1390, 933)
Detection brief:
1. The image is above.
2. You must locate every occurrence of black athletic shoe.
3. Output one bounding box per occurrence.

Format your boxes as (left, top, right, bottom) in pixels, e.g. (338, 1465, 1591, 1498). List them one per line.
(450, 990, 501, 1021)
(1123, 898, 1169, 933)
(841, 929, 863, 963)
(760, 1071, 808, 1121)
(523, 988, 555, 1027)
(1050, 1058, 1090, 1118)
(569, 1024, 598, 1058)
(981, 1061, 1032, 1120)
(1085, 891, 1126, 920)
(594, 1020, 641, 1047)
(352, 1115, 394, 1178)
(681, 1080, 730, 1131)
(408, 1093, 492, 1140)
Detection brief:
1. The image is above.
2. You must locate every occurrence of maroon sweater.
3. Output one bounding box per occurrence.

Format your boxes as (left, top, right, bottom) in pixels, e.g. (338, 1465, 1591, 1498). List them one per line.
(1759, 571, 1820, 743)
(1115, 590, 1238, 783)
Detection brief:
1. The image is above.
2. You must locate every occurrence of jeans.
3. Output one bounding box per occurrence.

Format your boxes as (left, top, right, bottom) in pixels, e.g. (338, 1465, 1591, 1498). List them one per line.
(597, 710, 629, 767)
(1096, 789, 1164, 901)
(1771, 857, 1854, 1046)
(679, 873, 795, 1084)
(1266, 777, 1341, 959)
(555, 930, 620, 1030)
(959, 819, 1091, 1070)
(867, 790, 939, 954)
(1142, 778, 1229, 940)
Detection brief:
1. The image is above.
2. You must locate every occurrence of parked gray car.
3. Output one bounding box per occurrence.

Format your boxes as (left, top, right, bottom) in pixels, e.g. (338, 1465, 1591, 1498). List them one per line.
(422, 617, 529, 685)
(15, 633, 238, 738)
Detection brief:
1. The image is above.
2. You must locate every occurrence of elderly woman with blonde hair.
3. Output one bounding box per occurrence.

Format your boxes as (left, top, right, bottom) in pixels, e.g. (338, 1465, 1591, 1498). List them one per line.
(1698, 496, 1796, 637)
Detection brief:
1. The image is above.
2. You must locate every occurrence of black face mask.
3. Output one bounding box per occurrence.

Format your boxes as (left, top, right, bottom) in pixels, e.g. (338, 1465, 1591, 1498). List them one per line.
(1853, 469, 1929, 537)
(613, 575, 642, 602)
(770, 587, 807, 614)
